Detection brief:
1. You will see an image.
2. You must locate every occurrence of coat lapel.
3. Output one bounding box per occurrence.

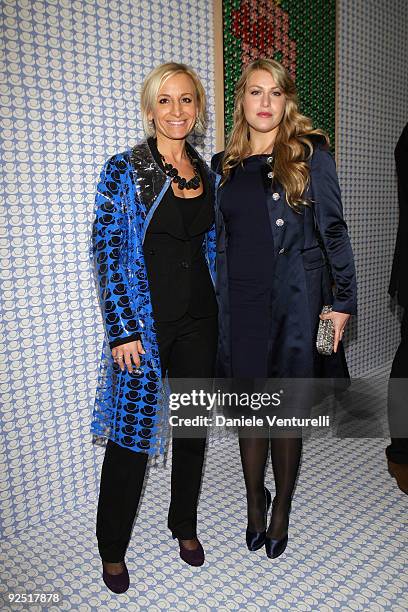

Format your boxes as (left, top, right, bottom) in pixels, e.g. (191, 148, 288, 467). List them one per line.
(130, 142, 168, 216)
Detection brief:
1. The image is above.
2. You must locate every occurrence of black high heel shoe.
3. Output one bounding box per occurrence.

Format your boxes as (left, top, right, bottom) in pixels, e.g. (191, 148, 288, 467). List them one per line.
(264, 532, 288, 559)
(246, 487, 272, 551)
(265, 499, 290, 559)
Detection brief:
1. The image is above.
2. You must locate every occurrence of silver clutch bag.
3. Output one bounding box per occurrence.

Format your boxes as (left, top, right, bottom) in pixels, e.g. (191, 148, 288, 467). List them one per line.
(316, 305, 334, 355)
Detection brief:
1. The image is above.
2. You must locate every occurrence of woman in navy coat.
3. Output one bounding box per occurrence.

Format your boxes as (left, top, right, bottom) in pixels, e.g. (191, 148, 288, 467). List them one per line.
(212, 59, 357, 559)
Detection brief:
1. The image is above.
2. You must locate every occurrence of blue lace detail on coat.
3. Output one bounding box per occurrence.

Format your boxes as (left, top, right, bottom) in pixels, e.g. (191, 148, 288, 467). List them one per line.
(90, 144, 218, 455)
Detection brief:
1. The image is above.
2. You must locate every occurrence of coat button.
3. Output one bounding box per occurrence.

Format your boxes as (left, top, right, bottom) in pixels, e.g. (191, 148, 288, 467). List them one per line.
(272, 192, 280, 200)
(278, 248, 285, 254)
(276, 218, 284, 226)
(267, 156, 273, 164)
(268, 171, 274, 179)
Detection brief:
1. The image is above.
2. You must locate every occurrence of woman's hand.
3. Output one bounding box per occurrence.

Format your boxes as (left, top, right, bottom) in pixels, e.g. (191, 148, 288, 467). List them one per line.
(319, 310, 351, 353)
(112, 340, 146, 373)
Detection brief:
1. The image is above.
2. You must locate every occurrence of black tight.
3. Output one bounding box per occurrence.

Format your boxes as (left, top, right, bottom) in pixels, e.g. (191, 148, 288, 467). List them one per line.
(239, 435, 302, 538)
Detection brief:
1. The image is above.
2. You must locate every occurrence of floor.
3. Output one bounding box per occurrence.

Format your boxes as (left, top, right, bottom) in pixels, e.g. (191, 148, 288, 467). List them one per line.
(1, 436, 407, 611)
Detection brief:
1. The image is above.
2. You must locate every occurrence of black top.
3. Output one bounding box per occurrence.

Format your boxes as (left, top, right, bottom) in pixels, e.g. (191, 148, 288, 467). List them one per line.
(219, 155, 275, 378)
(110, 139, 217, 348)
(220, 155, 275, 292)
(145, 138, 216, 322)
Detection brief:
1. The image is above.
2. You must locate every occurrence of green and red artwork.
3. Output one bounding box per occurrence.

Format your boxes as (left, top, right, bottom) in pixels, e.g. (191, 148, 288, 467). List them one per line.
(223, 0, 336, 147)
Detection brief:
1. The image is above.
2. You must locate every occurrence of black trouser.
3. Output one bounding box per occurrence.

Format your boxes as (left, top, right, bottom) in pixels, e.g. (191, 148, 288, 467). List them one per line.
(96, 313, 218, 562)
(386, 308, 408, 464)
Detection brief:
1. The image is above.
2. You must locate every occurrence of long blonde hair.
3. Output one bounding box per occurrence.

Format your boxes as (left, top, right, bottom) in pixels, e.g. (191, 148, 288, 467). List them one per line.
(221, 59, 328, 209)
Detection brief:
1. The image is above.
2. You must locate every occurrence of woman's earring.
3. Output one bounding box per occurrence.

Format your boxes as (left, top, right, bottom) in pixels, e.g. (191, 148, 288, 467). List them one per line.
(194, 117, 204, 134)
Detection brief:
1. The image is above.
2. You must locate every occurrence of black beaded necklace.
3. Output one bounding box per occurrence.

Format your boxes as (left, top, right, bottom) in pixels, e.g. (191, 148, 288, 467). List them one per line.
(159, 149, 201, 190)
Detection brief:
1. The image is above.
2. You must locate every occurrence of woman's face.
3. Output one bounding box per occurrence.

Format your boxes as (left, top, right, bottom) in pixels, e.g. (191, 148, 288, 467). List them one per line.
(242, 69, 286, 135)
(148, 72, 198, 142)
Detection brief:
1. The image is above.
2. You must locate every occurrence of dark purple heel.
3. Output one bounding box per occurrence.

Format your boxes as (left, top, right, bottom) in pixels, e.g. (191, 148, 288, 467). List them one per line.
(177, 539, 205, 566)
(246, 487, 272, 551)
(102, 561, 130, 594)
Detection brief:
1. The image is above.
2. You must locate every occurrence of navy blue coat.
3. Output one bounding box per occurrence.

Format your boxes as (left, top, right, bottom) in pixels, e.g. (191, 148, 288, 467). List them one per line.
(211, 144, 357, 379)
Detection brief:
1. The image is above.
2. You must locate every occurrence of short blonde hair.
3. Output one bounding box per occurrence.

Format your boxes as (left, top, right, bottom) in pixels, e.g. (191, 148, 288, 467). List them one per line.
(140, 62, 207, 137)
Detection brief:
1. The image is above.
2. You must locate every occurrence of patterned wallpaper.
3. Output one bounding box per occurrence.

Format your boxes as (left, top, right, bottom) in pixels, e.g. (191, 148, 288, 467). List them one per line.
(336, 0, 408, 375)
(0, 0, 216, 537)
(1, 0, 408, 538)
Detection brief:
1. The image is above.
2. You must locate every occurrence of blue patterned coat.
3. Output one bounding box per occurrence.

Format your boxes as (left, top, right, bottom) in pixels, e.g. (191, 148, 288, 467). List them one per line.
(91, 141, 219, 455)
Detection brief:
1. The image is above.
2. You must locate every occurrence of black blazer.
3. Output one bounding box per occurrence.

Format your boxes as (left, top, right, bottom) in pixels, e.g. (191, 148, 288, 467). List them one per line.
(109, 141, 217, 349)
(142, 139, 217, 322)
(389, 123, 408, 308)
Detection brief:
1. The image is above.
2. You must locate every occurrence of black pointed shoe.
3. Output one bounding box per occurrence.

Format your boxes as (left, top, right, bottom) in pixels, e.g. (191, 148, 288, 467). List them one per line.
(246, 487, 272, 551)
(265, 498, 291, 559)
(265, 533, 288, 559)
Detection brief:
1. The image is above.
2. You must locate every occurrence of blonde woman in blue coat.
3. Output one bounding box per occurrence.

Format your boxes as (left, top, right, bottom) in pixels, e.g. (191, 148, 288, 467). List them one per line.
(91, 63, 219, 592)
(212, 59, 357, 559)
